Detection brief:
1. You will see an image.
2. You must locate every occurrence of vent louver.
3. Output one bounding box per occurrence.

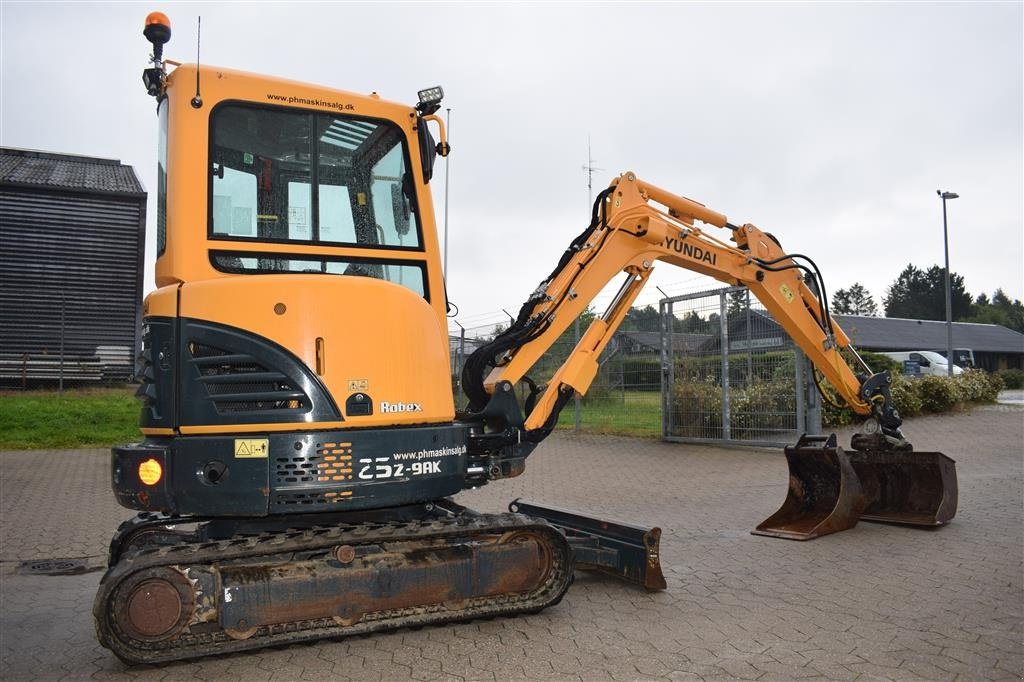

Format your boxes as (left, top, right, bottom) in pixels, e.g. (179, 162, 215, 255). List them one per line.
(188, 341, 310, 415)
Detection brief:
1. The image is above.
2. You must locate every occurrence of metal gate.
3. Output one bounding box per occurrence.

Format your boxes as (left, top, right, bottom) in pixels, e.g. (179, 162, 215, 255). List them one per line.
(660, 286, 820, 447)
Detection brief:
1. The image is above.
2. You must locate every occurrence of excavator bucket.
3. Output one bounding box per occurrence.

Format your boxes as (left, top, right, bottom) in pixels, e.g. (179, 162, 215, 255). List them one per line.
(753, 434, 959, 540)
(752, 434, 866, 540)
(847, 449, 958, 526)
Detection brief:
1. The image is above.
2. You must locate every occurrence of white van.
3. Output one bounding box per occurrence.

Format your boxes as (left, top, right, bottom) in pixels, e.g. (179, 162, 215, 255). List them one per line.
(880, 350, 963, 377)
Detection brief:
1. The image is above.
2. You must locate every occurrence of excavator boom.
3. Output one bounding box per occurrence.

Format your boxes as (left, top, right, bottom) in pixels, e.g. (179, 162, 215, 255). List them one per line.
(462, 172, 957, 540)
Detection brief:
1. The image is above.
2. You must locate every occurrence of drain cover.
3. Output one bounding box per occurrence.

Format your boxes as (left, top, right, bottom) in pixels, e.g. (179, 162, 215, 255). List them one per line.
(18, 558, 93, 576)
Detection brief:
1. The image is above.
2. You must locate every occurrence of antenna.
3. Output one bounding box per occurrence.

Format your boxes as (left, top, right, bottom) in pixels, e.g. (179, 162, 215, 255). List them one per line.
(191, 16, 202, 108)
(581, 134, 604, 208)
(575, 136, 603, 433)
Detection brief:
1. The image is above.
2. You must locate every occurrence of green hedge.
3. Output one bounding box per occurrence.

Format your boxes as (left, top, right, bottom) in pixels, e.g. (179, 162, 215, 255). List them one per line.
(673, 369, 1002, 432)
(671, 379, 796, 439)
(822, 369, 1002, 426)
(997, 368, 1024, 389)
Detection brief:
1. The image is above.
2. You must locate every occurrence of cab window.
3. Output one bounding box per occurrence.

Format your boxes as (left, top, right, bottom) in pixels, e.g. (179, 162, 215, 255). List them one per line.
(211, 251, 427, 299)
(210, 104, 421, 249)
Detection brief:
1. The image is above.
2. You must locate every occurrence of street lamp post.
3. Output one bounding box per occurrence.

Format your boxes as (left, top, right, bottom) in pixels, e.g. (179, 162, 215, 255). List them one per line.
(937, 190, 959, 377)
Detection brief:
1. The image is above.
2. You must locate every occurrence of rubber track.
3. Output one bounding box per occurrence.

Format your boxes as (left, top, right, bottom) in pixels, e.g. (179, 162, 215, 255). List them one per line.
(94, 512, 573, 664)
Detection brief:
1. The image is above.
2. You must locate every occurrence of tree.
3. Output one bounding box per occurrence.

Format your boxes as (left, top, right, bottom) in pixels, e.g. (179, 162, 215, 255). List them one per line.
(993, 288, 1013, 308)
(726, 289, 749, 317)
(883, 263, 972, 320)
(676, 310, 711, 334)
(832, 283, 879, 316)
(964, 288, 1024, 333)
(621, 304, 660, 331)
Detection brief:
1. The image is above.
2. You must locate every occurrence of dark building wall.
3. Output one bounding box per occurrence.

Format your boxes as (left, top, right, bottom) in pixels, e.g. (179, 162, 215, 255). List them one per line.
(0, 186, 145, 378)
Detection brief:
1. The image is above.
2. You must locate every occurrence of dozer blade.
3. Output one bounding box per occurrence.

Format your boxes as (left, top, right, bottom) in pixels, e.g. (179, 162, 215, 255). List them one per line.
(509, 498, 667, 590)
(752, 434, 866, 541)
(846, 448, 958, 526)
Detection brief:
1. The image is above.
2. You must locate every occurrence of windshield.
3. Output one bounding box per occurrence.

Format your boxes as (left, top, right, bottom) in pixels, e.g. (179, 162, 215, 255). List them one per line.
(920, 351, 949, 364)
(209, 104, 420, 249)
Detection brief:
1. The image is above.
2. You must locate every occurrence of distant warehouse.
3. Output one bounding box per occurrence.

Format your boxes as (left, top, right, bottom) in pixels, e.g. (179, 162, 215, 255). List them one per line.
(834, 314, 1024, 372)
(0, 147, 146, 385)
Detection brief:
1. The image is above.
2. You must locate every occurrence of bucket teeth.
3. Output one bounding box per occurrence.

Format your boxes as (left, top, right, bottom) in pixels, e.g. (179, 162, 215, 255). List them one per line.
(752, 433, 958, 541)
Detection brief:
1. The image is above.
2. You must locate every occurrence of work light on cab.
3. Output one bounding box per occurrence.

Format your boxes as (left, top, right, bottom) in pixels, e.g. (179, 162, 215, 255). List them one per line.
(415, 86, 444, 115)
(142, 11, 171, 97)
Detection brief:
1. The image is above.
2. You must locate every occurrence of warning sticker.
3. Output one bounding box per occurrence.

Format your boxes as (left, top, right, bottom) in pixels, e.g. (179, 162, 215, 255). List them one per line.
(779, 284, 795, 303)
(234, 439, 269, 458)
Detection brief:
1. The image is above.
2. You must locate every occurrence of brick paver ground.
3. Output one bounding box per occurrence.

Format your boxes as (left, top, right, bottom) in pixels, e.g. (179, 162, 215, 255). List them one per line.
(1, 405, 1021, 680)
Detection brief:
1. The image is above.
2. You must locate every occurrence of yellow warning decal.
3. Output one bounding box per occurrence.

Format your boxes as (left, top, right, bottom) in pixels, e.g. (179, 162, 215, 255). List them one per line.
(348, 379, 369, 391)
(234, 438, 269, 458)
(779, 284, 795, 303)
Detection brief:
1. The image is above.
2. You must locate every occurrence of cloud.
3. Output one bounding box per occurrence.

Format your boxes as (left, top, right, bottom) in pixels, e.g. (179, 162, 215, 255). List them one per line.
(2, 1, 1020, 322)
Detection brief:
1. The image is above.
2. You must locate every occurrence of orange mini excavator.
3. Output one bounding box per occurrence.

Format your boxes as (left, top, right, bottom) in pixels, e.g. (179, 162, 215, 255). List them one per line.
(93, 12, 957, 664)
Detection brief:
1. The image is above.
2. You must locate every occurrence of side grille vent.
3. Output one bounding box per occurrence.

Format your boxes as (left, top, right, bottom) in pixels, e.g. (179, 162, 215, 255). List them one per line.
(272, 490, 354, 508)
(274, 452, 321, 485)
(188, 341, 310, 415)
(273, 442, 354, 485)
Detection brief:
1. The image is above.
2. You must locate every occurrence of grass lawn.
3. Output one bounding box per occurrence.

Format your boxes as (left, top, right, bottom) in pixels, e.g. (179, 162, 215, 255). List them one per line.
(0, 387, 140, 449)
(556, 390, 662, 437)
(0, 387, 665, 449)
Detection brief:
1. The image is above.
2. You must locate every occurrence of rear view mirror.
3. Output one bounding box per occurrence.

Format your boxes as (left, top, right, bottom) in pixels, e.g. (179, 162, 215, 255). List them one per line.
(919, 359, 931, 367)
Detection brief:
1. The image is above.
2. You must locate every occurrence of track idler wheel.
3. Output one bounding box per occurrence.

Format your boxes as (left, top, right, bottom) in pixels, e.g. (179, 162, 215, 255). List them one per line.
(110, 567, 194, 643)
(752, 434, 866, 540)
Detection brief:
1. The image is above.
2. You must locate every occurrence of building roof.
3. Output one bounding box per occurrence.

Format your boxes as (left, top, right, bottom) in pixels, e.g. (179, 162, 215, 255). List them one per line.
(616, 330, 711, 354)
(0, 147, 144, 197)
(834, 314, 1024, 354)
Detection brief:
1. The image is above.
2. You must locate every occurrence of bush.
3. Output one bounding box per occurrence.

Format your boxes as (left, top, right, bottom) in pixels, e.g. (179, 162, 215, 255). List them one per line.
(730, 381, 797, 438)
(987, 371, 1006, 394)
(821, 395, 855, 427)
(671, 381, 722, 437)
(997, 368, 1024, 390)
(956, 369, 1001, 403)
(890, 373, 923, 418)
(916, 375, 960, 412)
(860, 350, 901, 375)
(680, 359, 1003, 432)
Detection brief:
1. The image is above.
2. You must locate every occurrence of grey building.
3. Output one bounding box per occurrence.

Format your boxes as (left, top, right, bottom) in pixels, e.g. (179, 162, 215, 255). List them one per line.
(834, 314, 1024, 372)
(0, 147, 146, 384)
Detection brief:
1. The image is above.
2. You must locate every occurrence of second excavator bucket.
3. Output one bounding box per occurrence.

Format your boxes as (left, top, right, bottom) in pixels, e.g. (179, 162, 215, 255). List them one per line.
(753, 433, 959, 541)
(847, 448, 958, 526)
(752, 434, 866, 540)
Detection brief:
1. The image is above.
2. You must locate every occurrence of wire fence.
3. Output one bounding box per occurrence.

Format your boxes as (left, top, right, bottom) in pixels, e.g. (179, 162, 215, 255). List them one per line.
(449, 287, 820, 442)
(449, 303, 665, 436)
(660, 286, 820, 447)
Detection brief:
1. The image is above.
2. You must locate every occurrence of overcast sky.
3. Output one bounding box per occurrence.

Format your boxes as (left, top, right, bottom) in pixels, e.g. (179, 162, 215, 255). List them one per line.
(2, 2, 1021, 330)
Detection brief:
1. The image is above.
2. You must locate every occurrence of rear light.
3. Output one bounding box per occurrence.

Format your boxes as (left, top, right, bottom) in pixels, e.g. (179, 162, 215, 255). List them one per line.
(138, 458, 163, 486)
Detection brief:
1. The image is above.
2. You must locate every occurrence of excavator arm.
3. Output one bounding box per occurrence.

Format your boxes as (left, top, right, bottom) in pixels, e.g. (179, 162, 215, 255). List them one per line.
(461, 171, 956, 542)
(463, 172, 903, 447)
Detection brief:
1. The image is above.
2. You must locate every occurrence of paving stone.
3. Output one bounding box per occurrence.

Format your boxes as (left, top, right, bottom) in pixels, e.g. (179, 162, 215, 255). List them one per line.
(0, 406, 1021, 680)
